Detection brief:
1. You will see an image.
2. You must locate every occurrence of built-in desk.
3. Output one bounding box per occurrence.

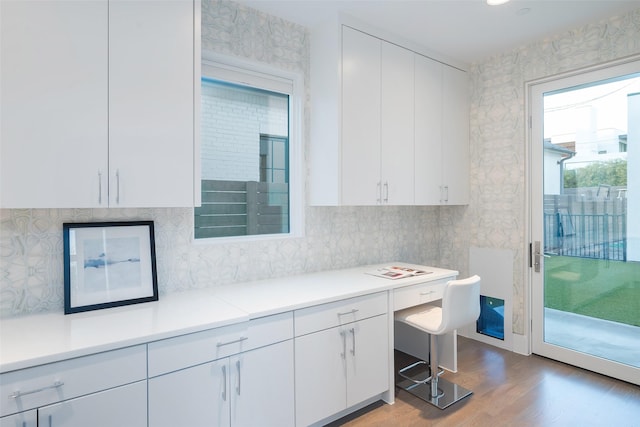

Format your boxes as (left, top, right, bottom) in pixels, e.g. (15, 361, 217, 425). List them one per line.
(0, 262, 458, 427)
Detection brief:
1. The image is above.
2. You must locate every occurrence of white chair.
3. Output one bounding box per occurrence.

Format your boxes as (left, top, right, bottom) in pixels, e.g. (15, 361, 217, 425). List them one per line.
(394, 275, 481, 409)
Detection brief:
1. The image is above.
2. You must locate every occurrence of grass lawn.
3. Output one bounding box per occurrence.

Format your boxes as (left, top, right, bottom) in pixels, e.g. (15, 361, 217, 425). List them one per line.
(544, 255, 640, 327)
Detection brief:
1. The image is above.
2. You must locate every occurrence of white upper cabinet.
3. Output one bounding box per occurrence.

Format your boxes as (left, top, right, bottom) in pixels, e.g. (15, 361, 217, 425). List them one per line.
(415, 60, 469, 205)
(381, 40, 415, 205)
(414, 54, 443, 205)
(309, 21, 469, 206)
(108, 0, 194, 208)
(0, 0, 109, 208)
(0, 0, 196, 208)
(441, 64, 470, 205)
(341, 26, 381, 205)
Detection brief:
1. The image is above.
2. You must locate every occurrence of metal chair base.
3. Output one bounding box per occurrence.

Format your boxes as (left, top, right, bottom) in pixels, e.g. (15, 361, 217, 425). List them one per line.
(397, 376, 473, 409)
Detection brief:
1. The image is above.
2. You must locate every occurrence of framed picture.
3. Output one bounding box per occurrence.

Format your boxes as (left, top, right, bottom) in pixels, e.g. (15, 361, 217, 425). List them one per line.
(63, 221, 158, 314)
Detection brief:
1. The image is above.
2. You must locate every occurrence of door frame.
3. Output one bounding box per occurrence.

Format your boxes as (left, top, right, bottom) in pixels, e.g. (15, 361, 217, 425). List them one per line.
(525, 54, 640, 385)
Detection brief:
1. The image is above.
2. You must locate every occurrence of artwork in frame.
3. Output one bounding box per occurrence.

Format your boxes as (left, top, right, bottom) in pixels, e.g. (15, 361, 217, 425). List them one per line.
(63, 221, 158, 314)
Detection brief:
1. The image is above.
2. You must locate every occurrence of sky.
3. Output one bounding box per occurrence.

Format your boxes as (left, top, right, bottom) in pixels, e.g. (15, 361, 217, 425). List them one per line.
(544, 74, 640, 139)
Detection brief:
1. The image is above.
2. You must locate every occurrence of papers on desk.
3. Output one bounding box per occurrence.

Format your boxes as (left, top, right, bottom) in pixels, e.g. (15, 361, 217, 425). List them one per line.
(366, 266, 432, 280)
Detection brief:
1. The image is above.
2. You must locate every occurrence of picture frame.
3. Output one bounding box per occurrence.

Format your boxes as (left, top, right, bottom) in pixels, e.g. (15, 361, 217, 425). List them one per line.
(63, 221, 158, 314)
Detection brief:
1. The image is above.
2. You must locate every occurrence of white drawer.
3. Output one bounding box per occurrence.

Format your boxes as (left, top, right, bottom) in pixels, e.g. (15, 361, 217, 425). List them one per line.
(0, 345, 146, 417)
(393, 278, 448, 311)
(148, 312, 293, 377)
(294, 292, 388, 337)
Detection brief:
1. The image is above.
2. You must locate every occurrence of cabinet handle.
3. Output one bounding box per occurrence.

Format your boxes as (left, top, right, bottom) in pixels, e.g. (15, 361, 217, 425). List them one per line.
(420, 290, 435, 296)
(350, 327, 356, 356)
(444, 185, 449, 203)
(216, 336, 248, 347)
(337, 309, 359, 317)
(115, 169, 121, 204)
(98, 170, 103, 205)
(383, 181, 389, 203)
(9, 380, 64, 399)
(340, 330, 346, 359)
(236, 360, 241, 395)
(221, 365, 227, 401)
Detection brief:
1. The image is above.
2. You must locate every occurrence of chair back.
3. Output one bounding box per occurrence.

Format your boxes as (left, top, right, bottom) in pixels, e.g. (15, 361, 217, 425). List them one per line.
(437, 275, 481, 335)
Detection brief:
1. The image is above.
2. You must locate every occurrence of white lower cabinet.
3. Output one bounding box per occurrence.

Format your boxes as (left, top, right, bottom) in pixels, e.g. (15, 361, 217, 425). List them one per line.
(294, 293, 390, 426)
(148, 313, 295, 427)
(38, 381, 146, 427)
(0, 345, 147, 427)
(0, 410, 36, 427)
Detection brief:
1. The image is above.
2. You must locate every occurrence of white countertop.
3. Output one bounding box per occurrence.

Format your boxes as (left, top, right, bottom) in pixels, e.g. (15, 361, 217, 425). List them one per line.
(0, 263, 457, 373)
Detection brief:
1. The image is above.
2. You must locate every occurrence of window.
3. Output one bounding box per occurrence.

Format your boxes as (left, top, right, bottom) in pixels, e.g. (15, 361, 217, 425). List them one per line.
(195, 55, 302, 240)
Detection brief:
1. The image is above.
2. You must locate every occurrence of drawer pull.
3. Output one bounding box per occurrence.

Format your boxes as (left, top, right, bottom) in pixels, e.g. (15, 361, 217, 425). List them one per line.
(337, 309, 359, 317)
(350, 327, 356, 356)
(216, 337, 248, 347)
(9, 380, 64, 399)
(221, 365, 227, 401)
(420, 291, 435, 296)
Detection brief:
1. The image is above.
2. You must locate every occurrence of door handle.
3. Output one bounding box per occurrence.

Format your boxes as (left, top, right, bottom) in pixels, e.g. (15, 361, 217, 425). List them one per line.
(533, 241, 541, 272)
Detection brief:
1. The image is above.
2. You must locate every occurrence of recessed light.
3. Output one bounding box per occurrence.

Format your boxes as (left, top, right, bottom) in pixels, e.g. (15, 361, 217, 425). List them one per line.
(487, 0, 511, 5)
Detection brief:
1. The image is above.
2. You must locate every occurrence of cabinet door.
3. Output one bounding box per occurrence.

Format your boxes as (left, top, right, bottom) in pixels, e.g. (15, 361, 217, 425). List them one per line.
(441, 65, 469, 205)
(231, 341, 294, 427)
(0, 0, 108, 208)
(414, 55, 444, 205)
(38, 381, 146, 427)
(346, 314, 389, 407)
(295, 327, 346, 426)
(149, 359, 230, 427)
(381, 42, 415, 205)
(109, 0, 194, 207)
(0, 410, 36, 427)
(341, 26, 381, 205)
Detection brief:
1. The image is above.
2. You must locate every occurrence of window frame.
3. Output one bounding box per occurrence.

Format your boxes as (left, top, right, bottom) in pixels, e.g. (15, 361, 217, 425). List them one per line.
(194, 51, 304, 243)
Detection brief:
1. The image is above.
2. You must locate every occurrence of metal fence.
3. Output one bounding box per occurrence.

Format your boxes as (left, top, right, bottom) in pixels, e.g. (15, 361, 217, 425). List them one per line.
(544, 193, 627, 261)
(194, 180, 289, 239)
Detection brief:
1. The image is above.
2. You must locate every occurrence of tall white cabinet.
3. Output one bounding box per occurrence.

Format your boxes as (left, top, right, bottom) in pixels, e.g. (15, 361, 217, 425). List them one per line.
(310, 21, 469, 206)
(341, 26, 381, 205)
(414, 58, 470, 205)
(335, 27, 417, 206)
(0, 0, 108, 208)
(0, 0, 196, 208)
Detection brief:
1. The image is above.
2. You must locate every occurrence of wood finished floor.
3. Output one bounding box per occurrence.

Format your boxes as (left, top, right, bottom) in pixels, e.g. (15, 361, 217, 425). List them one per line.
(327, 337, 640, 427)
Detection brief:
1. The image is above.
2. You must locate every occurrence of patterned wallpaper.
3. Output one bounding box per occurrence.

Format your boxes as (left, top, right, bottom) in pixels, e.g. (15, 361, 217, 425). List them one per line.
(1, 0, 639, 342)
(464, 7, 640, 334)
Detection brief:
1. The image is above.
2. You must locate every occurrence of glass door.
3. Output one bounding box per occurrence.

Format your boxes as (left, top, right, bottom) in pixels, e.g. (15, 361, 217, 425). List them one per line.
(530, 59, 640, 385)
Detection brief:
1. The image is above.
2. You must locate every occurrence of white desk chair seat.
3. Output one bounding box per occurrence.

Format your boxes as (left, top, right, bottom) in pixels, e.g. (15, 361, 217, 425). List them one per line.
(395, 275, 481, 409)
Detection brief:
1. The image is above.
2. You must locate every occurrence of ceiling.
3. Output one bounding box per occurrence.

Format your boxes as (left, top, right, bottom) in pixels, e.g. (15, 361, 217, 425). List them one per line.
(235, 0, 640, 65)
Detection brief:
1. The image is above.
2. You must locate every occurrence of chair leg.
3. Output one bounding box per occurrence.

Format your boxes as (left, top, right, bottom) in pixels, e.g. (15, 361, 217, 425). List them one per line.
(429, 333, 441, 398)
(397, 333, 473, 409)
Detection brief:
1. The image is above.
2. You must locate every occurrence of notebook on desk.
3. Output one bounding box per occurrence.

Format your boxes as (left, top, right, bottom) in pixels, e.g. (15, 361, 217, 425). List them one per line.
(366, 266, 432, 280)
